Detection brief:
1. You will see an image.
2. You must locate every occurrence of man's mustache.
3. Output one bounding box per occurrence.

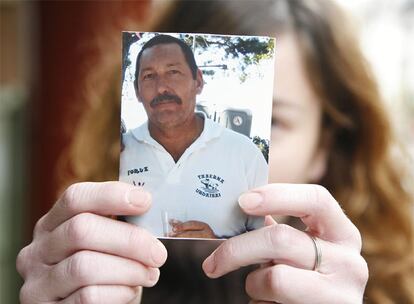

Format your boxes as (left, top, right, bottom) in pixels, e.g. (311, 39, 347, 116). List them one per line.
(150, 93, 182, 108)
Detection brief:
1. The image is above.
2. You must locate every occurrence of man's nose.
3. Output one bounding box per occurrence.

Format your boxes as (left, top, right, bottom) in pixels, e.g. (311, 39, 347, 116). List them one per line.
(156, 75, 171, 95)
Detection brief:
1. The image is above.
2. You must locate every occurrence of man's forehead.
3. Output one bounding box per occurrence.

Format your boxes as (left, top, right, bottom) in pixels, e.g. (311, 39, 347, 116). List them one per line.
(140, 43, 186, 66)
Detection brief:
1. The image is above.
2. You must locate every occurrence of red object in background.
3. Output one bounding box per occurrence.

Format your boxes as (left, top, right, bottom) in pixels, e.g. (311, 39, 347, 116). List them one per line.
(28, 1, 150, 240)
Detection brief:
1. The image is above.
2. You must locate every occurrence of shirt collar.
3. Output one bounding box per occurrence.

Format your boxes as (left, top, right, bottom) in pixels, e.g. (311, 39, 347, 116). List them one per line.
(131, 112, 223, 149)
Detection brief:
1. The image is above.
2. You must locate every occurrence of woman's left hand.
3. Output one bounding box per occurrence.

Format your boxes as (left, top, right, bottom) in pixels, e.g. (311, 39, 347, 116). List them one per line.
(202, 184, 368, 304)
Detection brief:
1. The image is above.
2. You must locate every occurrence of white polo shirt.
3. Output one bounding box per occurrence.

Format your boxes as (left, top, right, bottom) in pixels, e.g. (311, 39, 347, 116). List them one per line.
(119, 115, 267, 238)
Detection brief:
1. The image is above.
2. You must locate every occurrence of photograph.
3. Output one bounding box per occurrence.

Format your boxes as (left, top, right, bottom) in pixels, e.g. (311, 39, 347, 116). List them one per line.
(119, 32, 275, 239)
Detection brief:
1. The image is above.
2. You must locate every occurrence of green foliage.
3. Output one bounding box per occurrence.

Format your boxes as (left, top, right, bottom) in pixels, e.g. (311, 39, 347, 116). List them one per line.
(252, 135, 269, 163)
(123, 32, 274, 84)
(122, 32, 140, 83)
(186, 34, 274, 83)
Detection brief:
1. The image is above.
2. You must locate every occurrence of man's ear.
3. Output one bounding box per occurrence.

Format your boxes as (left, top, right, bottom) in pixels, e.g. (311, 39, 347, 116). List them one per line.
(195, 69, 204, 94)
(134, 80, 142, 103)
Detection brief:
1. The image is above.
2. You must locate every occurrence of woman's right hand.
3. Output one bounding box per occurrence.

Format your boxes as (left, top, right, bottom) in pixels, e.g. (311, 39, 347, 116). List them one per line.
(16, 181, 167, 304)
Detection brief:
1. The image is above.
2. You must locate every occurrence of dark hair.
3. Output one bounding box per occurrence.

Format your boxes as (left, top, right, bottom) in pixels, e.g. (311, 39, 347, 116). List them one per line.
(134, 34, 198, 91)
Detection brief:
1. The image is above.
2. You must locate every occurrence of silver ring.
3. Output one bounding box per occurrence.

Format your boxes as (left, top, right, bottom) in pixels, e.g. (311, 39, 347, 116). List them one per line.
(308, 234, 322, 271)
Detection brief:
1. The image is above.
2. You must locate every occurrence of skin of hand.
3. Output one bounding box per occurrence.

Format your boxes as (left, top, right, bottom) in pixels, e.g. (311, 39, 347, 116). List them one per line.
(169, 220, 217, 239)
(202, 184, 369, 304)
(16, 181, 168, 304)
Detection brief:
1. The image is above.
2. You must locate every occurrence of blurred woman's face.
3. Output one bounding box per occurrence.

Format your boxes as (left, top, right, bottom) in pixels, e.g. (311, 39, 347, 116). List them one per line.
(269, 34, 327, 184)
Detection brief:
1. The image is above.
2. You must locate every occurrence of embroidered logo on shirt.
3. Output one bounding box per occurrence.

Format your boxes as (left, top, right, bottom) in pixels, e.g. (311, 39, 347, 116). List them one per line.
(127, 166, 149, 176)
(196, 174, 224, 198)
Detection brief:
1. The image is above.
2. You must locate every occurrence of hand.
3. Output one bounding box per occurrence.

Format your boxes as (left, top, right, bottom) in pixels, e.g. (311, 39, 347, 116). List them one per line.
(169, 220, 216, 239)
(16, 182, 168, 304)
(202, 184, 368, 303)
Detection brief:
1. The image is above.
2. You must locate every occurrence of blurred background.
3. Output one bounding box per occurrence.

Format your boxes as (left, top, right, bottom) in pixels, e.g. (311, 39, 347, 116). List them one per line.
(0, 0, 413, 302)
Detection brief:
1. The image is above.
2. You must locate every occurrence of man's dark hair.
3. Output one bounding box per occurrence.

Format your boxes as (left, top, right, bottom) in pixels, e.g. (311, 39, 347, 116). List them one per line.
(134, 34, 198, 91)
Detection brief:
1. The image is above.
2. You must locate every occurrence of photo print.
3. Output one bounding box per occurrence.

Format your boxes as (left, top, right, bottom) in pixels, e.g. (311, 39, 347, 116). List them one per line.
(119, 32, 275, 239)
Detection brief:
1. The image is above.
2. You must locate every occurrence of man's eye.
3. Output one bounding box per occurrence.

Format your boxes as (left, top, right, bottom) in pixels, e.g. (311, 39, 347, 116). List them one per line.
(143, 74, 154, 80)
(168, 70, 180, 75)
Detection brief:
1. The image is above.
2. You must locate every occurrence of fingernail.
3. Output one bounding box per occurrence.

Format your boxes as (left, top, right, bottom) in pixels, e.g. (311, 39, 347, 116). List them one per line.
(238, 192, 263, 209)
(203, 254, 216, 275)
(148, 267, 160, 282)
(126, 188, 151, 207)
(151, 241, 167, 265)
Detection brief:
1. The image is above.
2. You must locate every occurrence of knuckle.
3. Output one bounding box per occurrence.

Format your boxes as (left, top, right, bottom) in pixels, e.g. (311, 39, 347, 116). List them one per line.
(338, 249, 369, 287)
(312, 184, 330, 199)
(66, 213, 95, 245)
(219, 241, 237, 261)
(66, 251, 93, 283)
(77, 286, 100, 304)
(19, 282, 41, 304)
(354, 255, 369, 286)
(349, 225, 363, 250)
(33, 215, 46, 236)
(310, 184, 331, 205)
(264, 224, 293, 250)
(61, 183, 81, 210)
(308, 184, 336, 216)
(265, 266, 286, 296)
(127, 225, 146, 246)
(341, 221, 363, 250)
(61, 182, 93, 212)
(16, 246, 31, 277)
(19, 283, 31, 304)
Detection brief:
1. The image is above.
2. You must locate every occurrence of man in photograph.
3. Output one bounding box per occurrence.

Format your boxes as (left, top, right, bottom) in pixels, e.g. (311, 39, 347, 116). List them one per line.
(119, 34, 268, 238)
